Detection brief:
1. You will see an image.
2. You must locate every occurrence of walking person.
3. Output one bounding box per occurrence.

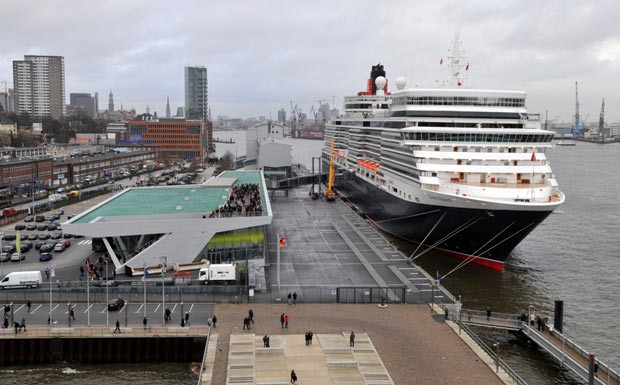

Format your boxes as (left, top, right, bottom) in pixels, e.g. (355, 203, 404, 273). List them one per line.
(263, 334, 270, 348)
(305, 332, 310, 345)
(486, 308, 492, 321)
(308, 331, 313, 345)
(280, 313, 285, 328)
(350, 331, 355, 347)
(114, 320, 121, 333)
(3, 316, 8, 329)
(19, 318, 26, 333)
(284, 314, 289, 329)
(26, 300, 31, 313)
(165, 308, 171, 322)
(185, 312, 190, 326)
(70, 307, 75, 321)
(212, 314, 217, 328)
(290, 369, 297, 384)
(243, 317, 250, 330)
(143, 316, 148, 331)
(292, 292, 297, 305)
(287, 293, 292, 305)
(248, 309, 254, 324)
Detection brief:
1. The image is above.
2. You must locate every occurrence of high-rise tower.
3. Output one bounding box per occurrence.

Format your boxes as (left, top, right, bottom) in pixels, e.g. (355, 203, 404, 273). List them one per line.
(108, 90, 114, 113)
(166, 96, 171, 118)
(13, 55, 65, 120)
(184, 66, 208, 121)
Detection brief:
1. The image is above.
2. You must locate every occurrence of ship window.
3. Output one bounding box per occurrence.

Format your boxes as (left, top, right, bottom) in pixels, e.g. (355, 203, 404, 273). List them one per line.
(431, 172, 437, 177)
(476, 148, 481, 152)
(434, 147, 440, 151)
(487, 148, 493, 153)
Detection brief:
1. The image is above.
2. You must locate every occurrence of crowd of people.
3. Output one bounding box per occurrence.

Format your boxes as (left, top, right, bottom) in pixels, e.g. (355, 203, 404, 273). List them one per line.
(209, 183, 263, 218)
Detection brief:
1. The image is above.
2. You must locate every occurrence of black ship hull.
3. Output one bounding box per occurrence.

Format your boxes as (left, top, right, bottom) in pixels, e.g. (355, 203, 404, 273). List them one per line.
(335, 171, 552, 270)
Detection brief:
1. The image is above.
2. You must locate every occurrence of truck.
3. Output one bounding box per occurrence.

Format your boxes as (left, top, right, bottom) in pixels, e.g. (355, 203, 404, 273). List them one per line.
(0, 271, 43, 289)
(198, 264, 236, 285)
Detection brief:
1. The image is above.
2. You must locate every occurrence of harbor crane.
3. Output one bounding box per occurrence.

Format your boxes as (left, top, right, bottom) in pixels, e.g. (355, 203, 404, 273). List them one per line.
(325, 137, 337, 202)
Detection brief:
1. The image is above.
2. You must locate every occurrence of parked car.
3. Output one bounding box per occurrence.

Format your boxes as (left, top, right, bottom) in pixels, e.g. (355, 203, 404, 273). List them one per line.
(108, 298, 125, 311)
(10, 253, 25, 262)
(53, 243, 65, 252)
(40, 244, 54, 252)
(51, 232, 62, 239)
(0, 253, 10, 262)
(73, 234, 84, 238)
(2, 244, 15, 253)
(27, 233, 38, 240)
(38, 233, 50, 240)
(39, 252, 53, 262)
(34, 241, 44, 250)
(24, 216, 34, 222)
(35, 215, 46, 222)
(54, 209, 64, 216)
(26, 224, 37, 231)
(14, 224, 26, 231)
(37, 224, 48, 231)
(63, 233, 74, 239)
(62, 240, 71, 248)
(1, 234, 16, 241)
(47, 224, 57, 231)
(21, 241, 33, 251)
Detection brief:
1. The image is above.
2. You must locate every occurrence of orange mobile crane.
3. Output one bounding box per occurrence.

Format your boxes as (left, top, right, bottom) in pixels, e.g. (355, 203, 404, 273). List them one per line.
(325, 137, 337, 201)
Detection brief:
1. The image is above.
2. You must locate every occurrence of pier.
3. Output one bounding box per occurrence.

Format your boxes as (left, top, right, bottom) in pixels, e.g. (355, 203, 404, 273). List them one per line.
(457, 308, 620, 385)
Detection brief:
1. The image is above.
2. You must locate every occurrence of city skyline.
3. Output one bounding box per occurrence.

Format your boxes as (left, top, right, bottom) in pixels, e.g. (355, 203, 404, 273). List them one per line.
(1, 0, 619, 123)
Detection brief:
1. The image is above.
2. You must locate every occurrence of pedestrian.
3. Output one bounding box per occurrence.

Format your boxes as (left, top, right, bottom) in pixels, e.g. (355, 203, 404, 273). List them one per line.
(287, 293, 292, 305)
(263, 334, 270, 348)
(308, 331, 313, 345)
(185, 312, 190, 326)
(292, 292, 297, 305)
(284, 314, 289, 329)
(27, 300, 31, 313)
(114, 320, 121, 333)
(79, 265, 84, 281)
(3, 316, 8, 329)
(350, 331, 355, 347)
(14, 321, 19, 334)
(280, 313, 285, 328)
(45, 267, 50, 280)
(486, 308, 491, 321)
(165, 308, 171, 322)
(212, 314, 217, 328)
(243, 317, 250, 330)
(70, 307, 75, 320)
(19, 318, 26, 332)
(248, 309, 254, 323)
(290, 369, 297, 384)
(305, 332, 309, 346)
(143, 316, 148, 331)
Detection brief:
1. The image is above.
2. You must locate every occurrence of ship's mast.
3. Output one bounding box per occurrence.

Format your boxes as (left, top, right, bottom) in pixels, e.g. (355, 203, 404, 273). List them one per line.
(573, 81, 581, 139)
(448, 32, 467, 88)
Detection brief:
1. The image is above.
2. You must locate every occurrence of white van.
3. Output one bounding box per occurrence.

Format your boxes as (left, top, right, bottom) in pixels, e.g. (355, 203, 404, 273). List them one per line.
(0, 271, 43, 289)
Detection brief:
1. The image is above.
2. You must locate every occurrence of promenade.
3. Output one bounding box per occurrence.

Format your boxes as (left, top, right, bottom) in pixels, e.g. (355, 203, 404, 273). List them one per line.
(205, 303, 505, 385)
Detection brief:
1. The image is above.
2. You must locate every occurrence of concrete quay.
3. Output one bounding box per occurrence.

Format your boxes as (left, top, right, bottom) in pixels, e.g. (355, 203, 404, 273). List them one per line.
(202, 303, 506, 385)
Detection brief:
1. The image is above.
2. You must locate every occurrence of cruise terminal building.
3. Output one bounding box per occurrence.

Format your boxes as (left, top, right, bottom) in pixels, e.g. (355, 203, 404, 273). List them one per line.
(63, 170, 272, 275)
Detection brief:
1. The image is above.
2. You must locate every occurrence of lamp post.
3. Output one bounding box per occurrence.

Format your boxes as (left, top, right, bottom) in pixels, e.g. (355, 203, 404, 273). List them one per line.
(49, 264, 55, 326)
(143, 262, 147, 318)
(105, 258, 109, 326)
(161, 256, 167, 325)
(493, 342, 500, 373)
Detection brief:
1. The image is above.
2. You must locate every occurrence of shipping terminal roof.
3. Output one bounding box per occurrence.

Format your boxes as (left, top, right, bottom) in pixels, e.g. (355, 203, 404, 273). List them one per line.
(70, 170, 267, 224)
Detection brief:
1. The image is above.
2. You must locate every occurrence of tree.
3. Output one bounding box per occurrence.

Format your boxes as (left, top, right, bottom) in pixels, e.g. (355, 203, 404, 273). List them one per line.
(221, 151, 234, 171)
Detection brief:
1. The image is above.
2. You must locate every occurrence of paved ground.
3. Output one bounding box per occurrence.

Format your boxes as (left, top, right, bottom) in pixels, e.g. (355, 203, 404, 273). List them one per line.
(208, 303, 503, 385)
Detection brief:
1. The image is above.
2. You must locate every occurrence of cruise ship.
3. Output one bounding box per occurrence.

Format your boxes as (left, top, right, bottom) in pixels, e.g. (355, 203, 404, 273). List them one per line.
(323, 39, 565, 271)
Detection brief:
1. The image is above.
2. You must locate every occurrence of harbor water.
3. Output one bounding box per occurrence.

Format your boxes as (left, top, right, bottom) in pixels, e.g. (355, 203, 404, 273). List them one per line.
(5, 130, 618, 384)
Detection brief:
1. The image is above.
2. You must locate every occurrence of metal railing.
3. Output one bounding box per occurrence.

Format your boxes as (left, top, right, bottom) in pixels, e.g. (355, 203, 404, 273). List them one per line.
(458, 322, 529, 385)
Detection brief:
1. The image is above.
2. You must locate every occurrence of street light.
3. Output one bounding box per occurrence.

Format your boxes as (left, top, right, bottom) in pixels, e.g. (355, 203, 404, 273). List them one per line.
(105, 258, 109, 326)
(493, 342, 500, 373)
(49, 264, 55, 326)
(161, 256, 167, 325)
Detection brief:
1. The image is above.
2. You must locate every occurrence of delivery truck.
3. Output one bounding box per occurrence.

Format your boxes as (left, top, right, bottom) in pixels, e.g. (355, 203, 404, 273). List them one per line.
(198, 264, 236, 285)
(0, 271, 43, 289)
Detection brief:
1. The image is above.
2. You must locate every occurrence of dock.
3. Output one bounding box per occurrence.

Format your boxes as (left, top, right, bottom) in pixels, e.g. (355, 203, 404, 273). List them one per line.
(458, 309, 620, 385)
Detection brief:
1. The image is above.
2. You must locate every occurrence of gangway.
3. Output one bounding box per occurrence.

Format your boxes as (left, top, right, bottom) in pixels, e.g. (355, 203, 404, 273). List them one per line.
(457, 308, 620, 385)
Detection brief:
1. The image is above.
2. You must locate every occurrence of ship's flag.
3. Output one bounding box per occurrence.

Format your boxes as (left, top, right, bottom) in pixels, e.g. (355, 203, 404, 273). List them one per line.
(531, 152, 537, 161)
(466, 63, 470, 71)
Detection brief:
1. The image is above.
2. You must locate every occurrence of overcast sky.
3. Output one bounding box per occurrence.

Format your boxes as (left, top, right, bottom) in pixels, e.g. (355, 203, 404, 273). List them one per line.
(1, 0, 619, 123)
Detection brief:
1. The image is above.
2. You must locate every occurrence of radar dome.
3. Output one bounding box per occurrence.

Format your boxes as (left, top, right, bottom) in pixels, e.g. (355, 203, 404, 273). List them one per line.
(395, 76, 407, 90)
(375, 76, 387, 89)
